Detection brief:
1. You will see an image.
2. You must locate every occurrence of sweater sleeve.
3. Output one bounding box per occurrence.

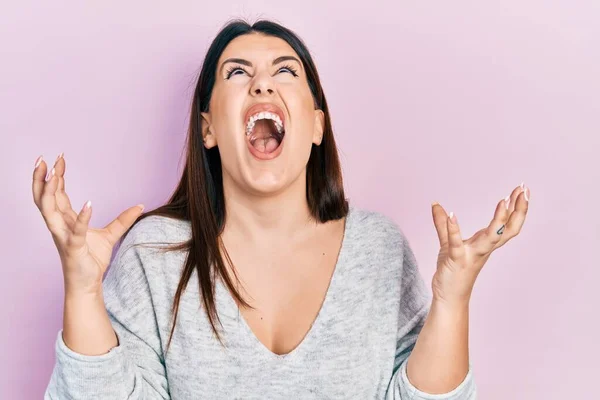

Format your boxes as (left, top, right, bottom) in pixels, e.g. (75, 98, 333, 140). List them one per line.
(386, 227, 477, 399)
(44, 223, 170, 399)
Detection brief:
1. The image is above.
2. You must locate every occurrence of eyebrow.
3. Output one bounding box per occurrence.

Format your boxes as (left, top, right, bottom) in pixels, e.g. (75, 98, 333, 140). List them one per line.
(219, 56, 302, 74)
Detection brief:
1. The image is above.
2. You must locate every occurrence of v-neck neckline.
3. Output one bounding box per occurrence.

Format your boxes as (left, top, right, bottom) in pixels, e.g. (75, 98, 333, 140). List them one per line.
(217, 206, 354, 362)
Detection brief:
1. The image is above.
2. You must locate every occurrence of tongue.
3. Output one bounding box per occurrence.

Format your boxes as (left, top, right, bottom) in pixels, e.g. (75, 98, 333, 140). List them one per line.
(253, 137, 279, 154)
(250, 120, 281, 154)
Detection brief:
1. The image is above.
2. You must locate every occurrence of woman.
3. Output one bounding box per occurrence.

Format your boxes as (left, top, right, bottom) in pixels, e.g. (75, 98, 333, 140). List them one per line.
(35, 19, 529, 399)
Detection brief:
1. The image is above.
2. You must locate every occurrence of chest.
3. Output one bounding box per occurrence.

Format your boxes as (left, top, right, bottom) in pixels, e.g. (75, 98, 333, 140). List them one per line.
(166, 275, 393, 399)
(160, 220, 402, 399)
(237, 251, 337, 355)
(164, 275, 396, 400)
(223, 222, 345, 356)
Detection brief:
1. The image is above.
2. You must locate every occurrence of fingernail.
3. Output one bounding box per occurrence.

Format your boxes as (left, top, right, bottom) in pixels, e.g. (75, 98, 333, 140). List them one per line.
(34, 155, 43, 169)
(84, 200, 92, 210)
(137, 204, 145, 212)
(431, 201, 439, 207)
(524, 186, 529, 202)
(51, 168, 55, 176)
(55, 152, 64, 163)
(504, 195, 511, 210)
(520, 182, 525, 191)
(449, 211, 456, 224)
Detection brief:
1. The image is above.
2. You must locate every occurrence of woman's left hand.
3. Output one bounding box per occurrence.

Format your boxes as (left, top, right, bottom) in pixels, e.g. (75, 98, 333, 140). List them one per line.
(430, 183, 530, 306)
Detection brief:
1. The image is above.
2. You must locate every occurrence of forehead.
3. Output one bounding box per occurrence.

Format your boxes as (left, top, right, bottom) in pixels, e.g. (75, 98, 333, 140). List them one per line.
(219, 33, 299, 63)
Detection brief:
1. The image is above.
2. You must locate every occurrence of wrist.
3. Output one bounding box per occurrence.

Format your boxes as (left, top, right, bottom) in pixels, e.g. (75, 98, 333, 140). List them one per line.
(431, 296, 470, 316)
(64, 277, 103, 298)
(64, 286, 104, 303)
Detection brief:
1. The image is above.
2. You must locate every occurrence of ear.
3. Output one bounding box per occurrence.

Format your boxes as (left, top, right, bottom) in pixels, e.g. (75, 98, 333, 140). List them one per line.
(200, 112, 217, 149)
(312, 109, 325, 145)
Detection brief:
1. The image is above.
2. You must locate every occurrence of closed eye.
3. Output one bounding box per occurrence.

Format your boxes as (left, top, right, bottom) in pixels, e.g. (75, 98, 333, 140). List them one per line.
(277, 64, 299, 77)
(225, 66, 249, 79)
(225, 64, 299, 80)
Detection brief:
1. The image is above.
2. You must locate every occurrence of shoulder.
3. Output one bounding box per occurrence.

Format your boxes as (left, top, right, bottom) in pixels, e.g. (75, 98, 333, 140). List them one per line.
(119, 214, 191, 249)
(342, 206, 427, 302)
(347, 206, 409, 251)
(112, 214, 191, 270)
(345, 206, 423, 276)
(105, 215, 191, 291)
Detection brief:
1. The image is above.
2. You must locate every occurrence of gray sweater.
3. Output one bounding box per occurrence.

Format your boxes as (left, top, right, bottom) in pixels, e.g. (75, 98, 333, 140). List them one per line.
(44, 206, 476, 399)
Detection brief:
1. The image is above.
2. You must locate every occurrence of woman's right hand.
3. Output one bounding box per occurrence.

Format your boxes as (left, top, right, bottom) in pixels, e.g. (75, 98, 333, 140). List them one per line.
(32, 154, 145, 295)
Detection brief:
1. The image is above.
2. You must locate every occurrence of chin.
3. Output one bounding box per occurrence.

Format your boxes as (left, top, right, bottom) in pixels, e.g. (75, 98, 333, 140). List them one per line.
(221, 140, 310, 197)
(242, 169, 291, 195)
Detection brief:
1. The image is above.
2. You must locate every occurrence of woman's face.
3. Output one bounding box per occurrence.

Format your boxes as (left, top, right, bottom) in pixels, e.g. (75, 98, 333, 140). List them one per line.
(201, 33, 324, 196)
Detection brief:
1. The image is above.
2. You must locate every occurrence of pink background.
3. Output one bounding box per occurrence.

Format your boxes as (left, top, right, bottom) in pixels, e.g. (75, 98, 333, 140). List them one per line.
(2, 1, 599, 398)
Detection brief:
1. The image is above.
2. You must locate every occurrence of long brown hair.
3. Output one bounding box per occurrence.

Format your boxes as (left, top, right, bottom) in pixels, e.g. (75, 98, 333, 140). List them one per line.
(119, 18, 348, 353)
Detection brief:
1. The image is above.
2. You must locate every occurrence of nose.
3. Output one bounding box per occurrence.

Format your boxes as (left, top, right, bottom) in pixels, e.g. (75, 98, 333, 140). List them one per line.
(250, 72, 275, 96)
(253, 87, 273, 95)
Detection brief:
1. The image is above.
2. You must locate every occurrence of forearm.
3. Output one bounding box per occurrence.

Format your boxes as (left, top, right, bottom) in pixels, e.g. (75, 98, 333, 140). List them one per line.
(62, 289, 118, 355)
(406, 298, 470, 394)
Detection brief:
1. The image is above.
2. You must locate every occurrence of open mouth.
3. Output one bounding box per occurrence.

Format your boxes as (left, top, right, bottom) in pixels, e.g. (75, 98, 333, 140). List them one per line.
(245, 110, 286, 158)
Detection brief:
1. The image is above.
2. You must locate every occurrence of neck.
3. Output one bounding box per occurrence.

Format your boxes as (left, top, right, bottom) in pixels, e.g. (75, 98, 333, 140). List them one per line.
(221, 171, 316, 242)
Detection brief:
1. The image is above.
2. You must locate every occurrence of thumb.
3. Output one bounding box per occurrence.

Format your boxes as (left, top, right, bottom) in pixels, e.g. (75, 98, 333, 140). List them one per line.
(432, 202, 449, 248)
(104, 204, 145, 246)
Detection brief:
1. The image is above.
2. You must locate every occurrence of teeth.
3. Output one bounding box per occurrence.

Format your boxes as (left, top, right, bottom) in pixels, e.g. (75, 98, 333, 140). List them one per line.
(245, 111, 284, 136)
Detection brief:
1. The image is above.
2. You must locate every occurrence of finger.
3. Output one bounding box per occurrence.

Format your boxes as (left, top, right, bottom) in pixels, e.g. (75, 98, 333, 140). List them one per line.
(103, 204, 146, 246)
(472, 196, 512, 255)
(507, 183, 525, 214)
(502, 185, 530, 241)
(32, 155, 47, 209)
(39, 167, 67, 237)
(431, 202, 449, 247)
(475, 185, 531, 253)
(446, 211, 465, 261)
(53, 154, 78, 224)
(70, 200, 93, 250)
